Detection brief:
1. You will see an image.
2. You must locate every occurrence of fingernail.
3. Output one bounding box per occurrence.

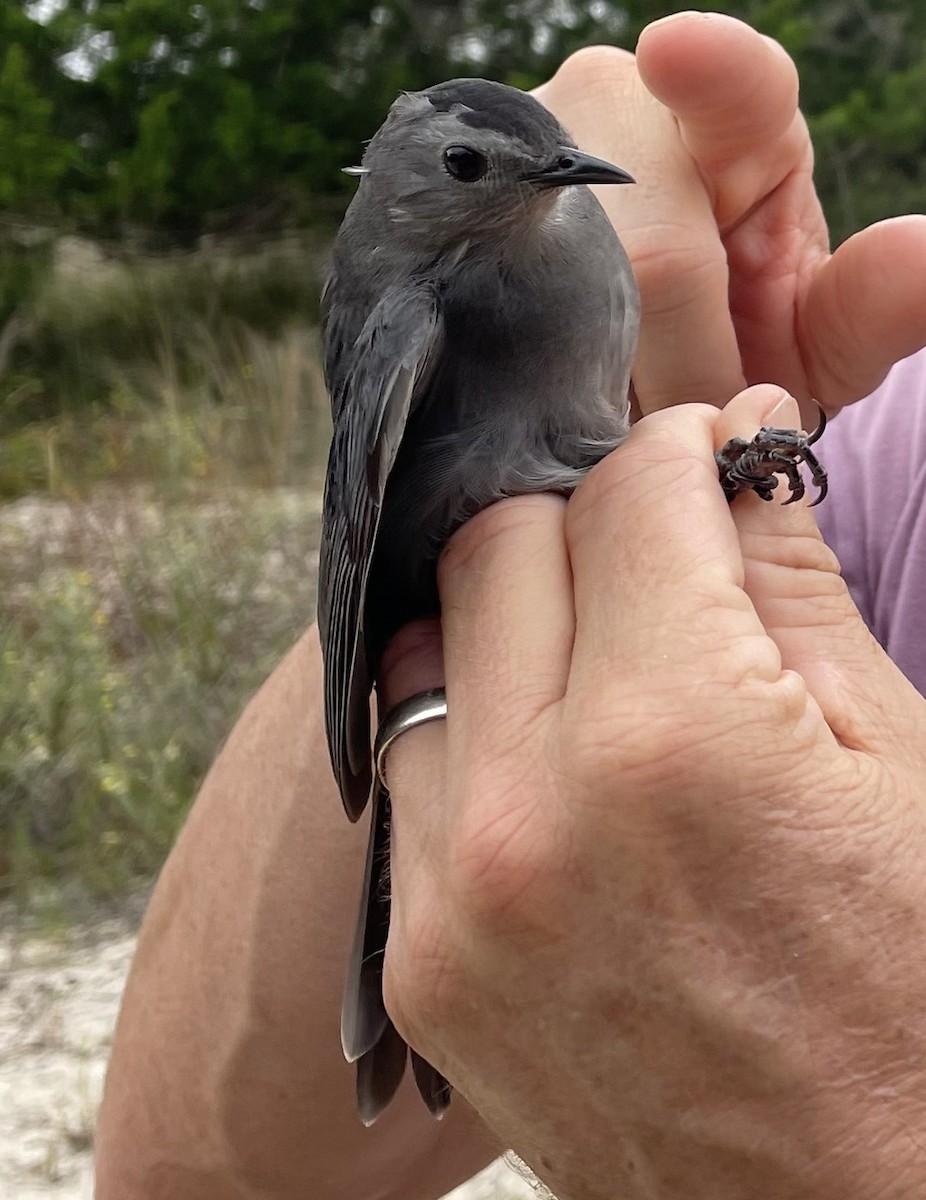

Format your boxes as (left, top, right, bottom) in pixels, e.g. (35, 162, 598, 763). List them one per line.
(764, 393, 801, 429)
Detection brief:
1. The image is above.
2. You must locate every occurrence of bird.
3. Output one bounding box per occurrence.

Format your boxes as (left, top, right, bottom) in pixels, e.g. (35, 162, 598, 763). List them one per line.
(317, 76, 641, 1125)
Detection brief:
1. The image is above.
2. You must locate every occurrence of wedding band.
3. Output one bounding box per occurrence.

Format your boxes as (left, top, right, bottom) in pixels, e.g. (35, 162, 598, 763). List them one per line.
(374, 688, 448, 789)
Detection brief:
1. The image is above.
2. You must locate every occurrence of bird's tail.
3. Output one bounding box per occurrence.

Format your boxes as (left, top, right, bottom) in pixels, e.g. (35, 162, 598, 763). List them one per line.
(341, 786, 452, 1124)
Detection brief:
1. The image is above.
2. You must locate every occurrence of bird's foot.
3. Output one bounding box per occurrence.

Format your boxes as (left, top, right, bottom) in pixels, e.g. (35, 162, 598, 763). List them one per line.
(715, 405, 828, 507)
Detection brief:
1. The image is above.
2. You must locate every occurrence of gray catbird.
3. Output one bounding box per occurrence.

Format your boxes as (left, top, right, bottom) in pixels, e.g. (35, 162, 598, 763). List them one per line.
(318, 77, 826, 1125)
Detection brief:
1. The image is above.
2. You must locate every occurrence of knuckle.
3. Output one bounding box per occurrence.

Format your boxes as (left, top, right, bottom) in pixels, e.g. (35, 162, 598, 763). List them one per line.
(446, 777, 561, 935)
(387, 776, 565, 1038)
(384, 883, 457, 1046)
(553, 45, 636, 96)
(563, 642, 806, 798)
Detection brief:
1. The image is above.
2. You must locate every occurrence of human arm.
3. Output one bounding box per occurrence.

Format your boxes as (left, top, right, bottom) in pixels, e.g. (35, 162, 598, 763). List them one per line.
(381, 386, 926, 1200)
(93, 627, 497, 1200)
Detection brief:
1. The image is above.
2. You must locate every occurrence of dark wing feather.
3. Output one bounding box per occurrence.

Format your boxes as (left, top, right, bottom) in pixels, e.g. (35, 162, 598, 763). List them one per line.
(320, 265, 364, 421)
(356, 1019, 408, 1127)
(340, 787, 391, 1063)
(411, 1051, 452, 1118)
(318, 285, 442, 820)
(343, 787, 454, 1123)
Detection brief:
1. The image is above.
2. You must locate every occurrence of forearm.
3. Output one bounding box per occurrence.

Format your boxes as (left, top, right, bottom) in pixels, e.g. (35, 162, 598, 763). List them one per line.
(95, 625, 494, 1200)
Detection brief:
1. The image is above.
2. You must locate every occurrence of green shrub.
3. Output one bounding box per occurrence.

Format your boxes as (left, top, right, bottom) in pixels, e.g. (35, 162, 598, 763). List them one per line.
(0, 489, 321, 900)
(1, 233, 328, 425)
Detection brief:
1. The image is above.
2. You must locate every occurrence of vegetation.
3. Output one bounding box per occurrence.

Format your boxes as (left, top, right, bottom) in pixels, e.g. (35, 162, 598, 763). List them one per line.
(0, 0, 919, 244)
(0, 485, 321, 901)
(0, 230, 325, 448)
(0, 277, 329, 902)
(1, 0, 922, 418)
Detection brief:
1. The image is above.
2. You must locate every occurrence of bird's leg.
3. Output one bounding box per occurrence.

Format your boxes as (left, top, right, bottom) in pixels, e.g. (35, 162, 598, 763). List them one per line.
(715, 405, 828, 507)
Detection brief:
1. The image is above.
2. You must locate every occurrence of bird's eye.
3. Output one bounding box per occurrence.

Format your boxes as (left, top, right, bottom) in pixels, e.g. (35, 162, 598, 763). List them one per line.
(443, 145, 488, 182)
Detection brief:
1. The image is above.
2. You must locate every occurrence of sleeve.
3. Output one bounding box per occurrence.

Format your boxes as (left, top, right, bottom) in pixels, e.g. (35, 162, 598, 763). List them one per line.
(814, 347, 926, 697)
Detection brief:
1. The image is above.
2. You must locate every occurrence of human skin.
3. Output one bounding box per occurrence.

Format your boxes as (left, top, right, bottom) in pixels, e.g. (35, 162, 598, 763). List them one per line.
(381, 387, 926, 1200)
(94, 14, 926, 1200)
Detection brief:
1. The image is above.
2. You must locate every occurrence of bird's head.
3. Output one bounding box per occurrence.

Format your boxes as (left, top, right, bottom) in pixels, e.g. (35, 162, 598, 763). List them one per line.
(346, 78, 633, 250)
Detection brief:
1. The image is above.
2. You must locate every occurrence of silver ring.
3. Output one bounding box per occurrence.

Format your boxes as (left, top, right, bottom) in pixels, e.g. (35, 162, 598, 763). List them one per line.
(374, 687, 447, 790)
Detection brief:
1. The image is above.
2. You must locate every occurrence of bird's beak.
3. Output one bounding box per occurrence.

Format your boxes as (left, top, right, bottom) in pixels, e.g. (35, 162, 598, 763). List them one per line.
(523, 146, 635, 189)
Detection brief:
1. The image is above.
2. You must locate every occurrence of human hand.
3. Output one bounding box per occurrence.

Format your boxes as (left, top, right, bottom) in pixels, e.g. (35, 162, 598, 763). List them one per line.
(378, 386, 926, 1199)
(535, 13, 926, 416)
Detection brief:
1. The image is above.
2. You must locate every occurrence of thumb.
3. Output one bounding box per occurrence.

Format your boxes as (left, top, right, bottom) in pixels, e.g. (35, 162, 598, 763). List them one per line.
(717, 392, 926, 757)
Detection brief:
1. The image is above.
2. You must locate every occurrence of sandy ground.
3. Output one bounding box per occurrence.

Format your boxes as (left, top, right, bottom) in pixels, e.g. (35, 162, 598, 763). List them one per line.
(0, 914, 540, 1200)
(0, 917, 133, 1200)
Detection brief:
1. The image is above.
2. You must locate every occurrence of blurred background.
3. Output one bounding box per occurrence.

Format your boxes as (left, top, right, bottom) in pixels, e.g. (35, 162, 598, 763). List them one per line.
(0, 0, 923, 1193)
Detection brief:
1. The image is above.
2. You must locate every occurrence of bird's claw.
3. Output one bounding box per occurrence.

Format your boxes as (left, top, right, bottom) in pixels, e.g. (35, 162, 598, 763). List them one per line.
(715, 404, 828, 508)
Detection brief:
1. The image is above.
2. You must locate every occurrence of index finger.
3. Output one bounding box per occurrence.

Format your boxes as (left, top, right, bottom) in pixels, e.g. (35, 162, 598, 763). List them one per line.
(566, 388, 798, 687)
(636, 13, 807, 232)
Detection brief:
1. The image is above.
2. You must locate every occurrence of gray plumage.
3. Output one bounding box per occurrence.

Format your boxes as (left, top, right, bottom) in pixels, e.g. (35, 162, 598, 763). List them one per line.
(318, 77, 640, 1123)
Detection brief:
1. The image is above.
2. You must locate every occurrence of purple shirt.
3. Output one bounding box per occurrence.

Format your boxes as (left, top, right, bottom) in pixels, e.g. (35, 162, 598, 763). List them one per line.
(815, 347, 926, 695)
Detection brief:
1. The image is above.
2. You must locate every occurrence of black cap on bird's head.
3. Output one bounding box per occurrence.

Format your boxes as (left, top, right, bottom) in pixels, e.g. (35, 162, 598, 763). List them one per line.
(345, 78, 633, 246)
(424, 79, 634, 189)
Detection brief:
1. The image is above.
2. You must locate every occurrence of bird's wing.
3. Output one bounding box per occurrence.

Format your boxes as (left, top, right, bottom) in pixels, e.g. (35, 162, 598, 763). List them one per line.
(318, 284, 442, 820)
(320, 265, 362, 420)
